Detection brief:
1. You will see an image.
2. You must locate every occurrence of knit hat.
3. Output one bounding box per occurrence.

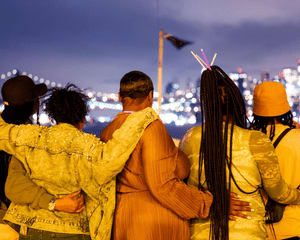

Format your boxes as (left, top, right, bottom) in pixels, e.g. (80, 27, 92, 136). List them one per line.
(1, 76, 47, 106)
(253, 81, 290, 117)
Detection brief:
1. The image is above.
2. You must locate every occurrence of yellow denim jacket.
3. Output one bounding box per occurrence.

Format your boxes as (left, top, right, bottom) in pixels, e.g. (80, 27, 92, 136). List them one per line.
(0, 108, 157, 240)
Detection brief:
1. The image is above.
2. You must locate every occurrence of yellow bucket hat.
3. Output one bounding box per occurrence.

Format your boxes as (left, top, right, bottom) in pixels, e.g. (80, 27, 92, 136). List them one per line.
(253, 81, 290, 117)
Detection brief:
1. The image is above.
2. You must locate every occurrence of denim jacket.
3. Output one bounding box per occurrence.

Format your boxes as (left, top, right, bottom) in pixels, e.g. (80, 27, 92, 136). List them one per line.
(0, 108, 157, 240)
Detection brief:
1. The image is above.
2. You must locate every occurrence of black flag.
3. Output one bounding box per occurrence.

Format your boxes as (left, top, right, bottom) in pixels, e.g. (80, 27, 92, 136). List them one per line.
(164, 34, 192, 49)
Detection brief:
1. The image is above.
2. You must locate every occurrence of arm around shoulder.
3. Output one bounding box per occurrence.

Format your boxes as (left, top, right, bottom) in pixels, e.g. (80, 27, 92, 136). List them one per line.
(76, 107, 158, 187)
(142, 120, 212, 219)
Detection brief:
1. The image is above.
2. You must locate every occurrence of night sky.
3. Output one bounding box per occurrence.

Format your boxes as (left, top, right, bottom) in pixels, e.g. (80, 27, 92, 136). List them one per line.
(1, 0, 299, 93)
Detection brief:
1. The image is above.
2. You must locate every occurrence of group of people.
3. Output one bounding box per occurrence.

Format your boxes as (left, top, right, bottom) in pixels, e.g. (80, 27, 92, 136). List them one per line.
(0, 66, 299, 240)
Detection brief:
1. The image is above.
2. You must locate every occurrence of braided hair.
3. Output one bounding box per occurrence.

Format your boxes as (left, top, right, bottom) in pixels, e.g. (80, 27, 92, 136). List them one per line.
(199, 66, 248, 240)
(251, 111, 295, 140)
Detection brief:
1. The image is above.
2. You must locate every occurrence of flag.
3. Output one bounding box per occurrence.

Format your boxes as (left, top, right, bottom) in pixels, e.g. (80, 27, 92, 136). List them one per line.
(164, 33, 192, 49)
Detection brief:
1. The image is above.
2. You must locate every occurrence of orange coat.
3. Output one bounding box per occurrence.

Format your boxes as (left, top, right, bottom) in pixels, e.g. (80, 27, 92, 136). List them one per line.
(100, 112, 213, 240)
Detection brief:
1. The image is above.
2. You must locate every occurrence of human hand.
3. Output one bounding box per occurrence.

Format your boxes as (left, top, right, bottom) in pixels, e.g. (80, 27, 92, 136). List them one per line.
(54, 190, 85, 213)
(229, 192, 252, 221)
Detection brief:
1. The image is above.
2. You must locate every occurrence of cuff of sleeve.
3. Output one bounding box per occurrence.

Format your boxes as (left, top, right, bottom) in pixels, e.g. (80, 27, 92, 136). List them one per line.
(197, 191, 213, 219)
(38, 193, 54, 210)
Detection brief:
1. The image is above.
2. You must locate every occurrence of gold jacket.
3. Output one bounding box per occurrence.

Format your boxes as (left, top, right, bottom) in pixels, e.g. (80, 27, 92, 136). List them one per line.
(180, 125, 300, 240)
(0, 108, 157, 240)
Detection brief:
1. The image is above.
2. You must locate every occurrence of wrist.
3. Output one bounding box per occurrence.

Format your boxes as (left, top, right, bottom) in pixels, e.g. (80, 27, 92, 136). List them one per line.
(48, 198, 56, 211)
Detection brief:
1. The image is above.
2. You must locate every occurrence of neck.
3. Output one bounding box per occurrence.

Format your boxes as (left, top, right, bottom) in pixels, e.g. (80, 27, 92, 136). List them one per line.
(122, 105, 148, 112)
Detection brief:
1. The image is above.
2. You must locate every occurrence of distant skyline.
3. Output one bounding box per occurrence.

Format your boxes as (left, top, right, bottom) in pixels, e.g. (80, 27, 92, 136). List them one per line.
(1, 0, 300, 93)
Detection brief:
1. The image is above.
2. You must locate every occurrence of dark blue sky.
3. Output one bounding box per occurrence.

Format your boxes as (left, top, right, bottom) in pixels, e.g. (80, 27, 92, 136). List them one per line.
(1, 0, 299, 92)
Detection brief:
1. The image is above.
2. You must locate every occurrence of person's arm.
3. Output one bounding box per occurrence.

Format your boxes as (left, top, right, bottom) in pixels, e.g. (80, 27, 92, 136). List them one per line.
(5, 156, 84, 212)
(5, 156, 53, 209)
(250, 131, 300, 204)
(174, 149, 190, 180)
(180, 127, 252, 220)
(75, 108, 158, 186)
(0, 108, 157, 186)
(141, 120, 213, 220)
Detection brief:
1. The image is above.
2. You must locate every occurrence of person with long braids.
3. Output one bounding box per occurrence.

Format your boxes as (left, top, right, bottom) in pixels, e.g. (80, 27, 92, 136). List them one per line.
(179, 66, 300, 240)
(252, 81, 300, 239)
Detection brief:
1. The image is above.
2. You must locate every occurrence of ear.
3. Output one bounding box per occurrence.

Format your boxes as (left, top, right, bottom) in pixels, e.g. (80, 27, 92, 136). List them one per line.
(118, 92, 122, 102)
(147, 91, 153, 104)
(147, 91, 153, 101)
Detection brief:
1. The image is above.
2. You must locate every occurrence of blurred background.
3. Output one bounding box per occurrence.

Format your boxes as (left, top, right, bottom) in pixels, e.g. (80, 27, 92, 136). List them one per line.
(1, 0, 300, 138)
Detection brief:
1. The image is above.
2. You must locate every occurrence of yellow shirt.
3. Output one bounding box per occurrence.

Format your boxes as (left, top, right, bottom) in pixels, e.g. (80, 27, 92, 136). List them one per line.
(266, 124, 300, 239)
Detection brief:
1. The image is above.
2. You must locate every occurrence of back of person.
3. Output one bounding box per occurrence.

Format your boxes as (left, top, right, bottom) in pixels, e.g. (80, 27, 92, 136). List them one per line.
(252, 81, 300, 239)
(101, 112, 152, 193)
(179, 65, 300, 240)
(101, 71, 213, 240)
(268, 125, 300, 239)
(0, 75, 47, 240)
(181, 125, 269, 240)
(4, 123, 92, 234)
(0, 84, 158, 240)
(101, 112, 193, 240)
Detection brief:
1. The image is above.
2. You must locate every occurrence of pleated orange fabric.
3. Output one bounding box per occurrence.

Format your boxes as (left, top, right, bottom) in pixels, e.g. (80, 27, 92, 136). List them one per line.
(100, 112, 213, 240)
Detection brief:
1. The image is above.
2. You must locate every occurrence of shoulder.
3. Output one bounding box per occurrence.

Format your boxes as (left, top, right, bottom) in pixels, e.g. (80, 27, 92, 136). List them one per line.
(248, 128, 269, 139)
(179, 125, 202, 154)
(39, 124, 100, 156)
(144, 118, 165, 133)
(100, 113, 129, 141)
(287, 128, 300, 139)
(14, 124, 47, 146)
(182, 125, 202, 143)
(141, 119, 173, 144)
(277, 127, 300, 149)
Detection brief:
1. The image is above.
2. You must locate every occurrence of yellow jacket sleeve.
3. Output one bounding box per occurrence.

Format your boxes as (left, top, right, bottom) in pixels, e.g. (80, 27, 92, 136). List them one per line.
(250, 131, 300, 205)
(5, 156, 53, 209)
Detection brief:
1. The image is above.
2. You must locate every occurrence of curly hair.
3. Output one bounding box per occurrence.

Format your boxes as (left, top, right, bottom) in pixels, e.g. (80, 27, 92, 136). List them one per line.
(44, 84, 89, 125)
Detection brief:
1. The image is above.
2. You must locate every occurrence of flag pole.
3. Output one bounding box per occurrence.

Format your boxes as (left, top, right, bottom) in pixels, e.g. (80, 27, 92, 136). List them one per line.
(157, 29, 164, 114)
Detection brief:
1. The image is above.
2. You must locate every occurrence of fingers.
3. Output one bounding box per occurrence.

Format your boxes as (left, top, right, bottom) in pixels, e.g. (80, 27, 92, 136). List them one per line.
(77, 194, 84, 203)
(231, 199, 252, 213)
(67, 190, 81, 198)
(77, 197, 85, 209)
(229, 193, 253, 220)
(75, 206, 85, 213)
(230, 192, 239, 199)
(234, 206, 252, 212)
(72, 194, 85, 211)
(205, 190, 213, 197)
(231, 199, 250, 207)
(230, 211, 249, 219)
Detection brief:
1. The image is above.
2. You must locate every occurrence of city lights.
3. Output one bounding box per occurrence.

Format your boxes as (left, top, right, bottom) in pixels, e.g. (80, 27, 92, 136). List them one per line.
(1, 62, 300, 126)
